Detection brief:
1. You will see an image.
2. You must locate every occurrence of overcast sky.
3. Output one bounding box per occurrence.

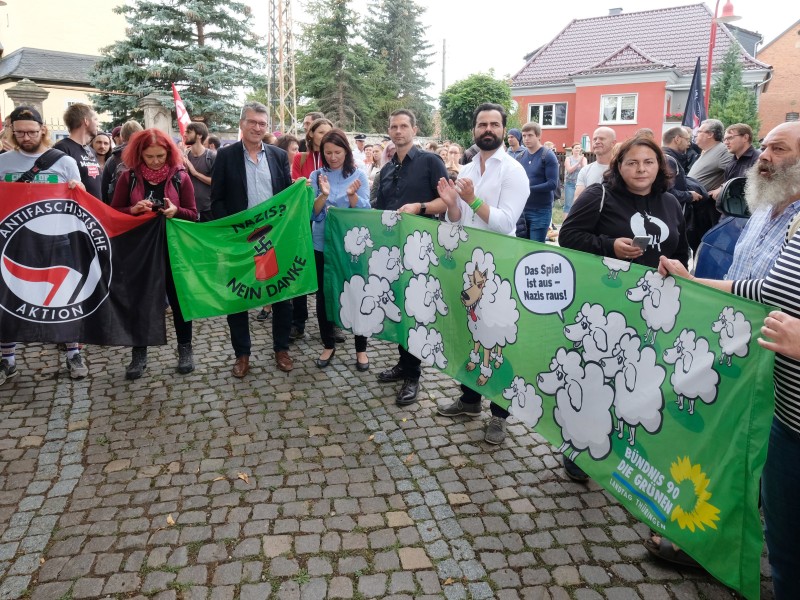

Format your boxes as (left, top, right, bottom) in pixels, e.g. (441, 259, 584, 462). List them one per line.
(251, 0, 788, 100)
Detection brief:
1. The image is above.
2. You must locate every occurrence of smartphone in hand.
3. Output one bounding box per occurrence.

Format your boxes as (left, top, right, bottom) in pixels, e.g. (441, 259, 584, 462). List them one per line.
(632, 236, 650, 251)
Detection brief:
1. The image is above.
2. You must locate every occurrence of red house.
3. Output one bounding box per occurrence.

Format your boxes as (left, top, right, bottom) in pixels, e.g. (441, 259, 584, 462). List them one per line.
(510, 4, 771, 150)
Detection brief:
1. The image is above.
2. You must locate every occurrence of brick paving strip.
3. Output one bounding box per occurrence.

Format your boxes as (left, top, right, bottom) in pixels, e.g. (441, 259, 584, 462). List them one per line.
(0, 318, 775, 599)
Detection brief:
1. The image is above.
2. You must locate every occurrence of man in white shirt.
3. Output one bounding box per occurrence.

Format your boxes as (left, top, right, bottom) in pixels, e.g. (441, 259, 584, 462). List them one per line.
(352, 133, 367, 168)
(574, 126, 616, 201)
(435, 102, 529, 444)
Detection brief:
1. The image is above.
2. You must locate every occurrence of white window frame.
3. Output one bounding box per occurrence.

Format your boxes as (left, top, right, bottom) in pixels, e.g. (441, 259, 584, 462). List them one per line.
(527, 102, 568, 129)
(599, 94, 638, 124)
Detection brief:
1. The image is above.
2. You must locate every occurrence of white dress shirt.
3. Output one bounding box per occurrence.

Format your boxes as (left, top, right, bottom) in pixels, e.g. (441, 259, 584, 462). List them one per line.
(446, 145, 529, 236)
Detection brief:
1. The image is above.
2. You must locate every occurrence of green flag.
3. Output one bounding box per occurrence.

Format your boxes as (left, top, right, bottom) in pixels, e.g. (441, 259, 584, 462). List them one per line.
(325, 208, 774, 599)
(167, 180, 317, 321)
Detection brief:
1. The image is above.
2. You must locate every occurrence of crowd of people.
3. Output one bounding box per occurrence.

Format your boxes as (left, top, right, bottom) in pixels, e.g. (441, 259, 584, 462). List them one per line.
(1, 97, 798, 598)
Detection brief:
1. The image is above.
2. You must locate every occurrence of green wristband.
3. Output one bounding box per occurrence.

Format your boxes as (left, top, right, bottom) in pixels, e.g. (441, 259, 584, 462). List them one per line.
(469, 197, 484, 211)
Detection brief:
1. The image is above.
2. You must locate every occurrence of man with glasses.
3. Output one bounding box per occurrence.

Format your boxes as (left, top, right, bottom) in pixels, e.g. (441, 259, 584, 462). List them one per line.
(0, 106, 89, 384)
(708, 123, 761, 202)
(374, 108, 448, 407)
(210, 101, 294, 378)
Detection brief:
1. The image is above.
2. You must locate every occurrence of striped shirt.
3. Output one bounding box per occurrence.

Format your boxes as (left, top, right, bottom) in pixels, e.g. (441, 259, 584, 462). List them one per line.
(732, 232, 800, 434)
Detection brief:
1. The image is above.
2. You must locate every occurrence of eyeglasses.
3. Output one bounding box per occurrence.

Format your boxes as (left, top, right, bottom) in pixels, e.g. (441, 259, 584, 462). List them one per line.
(723, 134, 743, 142)
(12, 129, 41, 138)
(244, 118, 268, 129)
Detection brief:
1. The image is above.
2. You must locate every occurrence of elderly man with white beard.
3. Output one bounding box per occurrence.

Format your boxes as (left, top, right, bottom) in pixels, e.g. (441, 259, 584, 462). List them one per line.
(656, 120, 800, 599)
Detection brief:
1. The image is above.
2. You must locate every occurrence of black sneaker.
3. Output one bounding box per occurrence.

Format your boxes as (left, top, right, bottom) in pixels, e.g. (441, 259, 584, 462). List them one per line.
(377, 364, 405, 383)
(66, 353, 88, 379)
(563, 455, 590, 482)
(256, 308, 272, 321)
(0, 358, 18, 386)
(289, 326, 307, 341)
(437, 399, 481, 417)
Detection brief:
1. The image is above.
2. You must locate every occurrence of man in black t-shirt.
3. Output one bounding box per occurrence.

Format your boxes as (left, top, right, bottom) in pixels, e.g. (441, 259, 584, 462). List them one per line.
(54, 103, 102, 199)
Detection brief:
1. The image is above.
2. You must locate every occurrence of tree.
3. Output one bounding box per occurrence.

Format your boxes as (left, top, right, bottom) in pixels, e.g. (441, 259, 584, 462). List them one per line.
(708, 46, 760, 135)
(364, 0, 433, 134)
(90, 0, 261, 129)
(295, 0, 375, 130)
(439, 73, 515, 147)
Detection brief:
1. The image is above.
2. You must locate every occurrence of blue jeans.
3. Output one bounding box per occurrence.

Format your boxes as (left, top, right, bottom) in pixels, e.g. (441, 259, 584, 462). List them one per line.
(762, 418, 800, 599)
(563, 180, 577, 213)
(525, 207, 552, 243)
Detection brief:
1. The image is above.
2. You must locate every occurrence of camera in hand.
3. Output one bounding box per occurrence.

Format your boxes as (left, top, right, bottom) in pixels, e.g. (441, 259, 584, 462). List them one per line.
(151, 197, 165, 211)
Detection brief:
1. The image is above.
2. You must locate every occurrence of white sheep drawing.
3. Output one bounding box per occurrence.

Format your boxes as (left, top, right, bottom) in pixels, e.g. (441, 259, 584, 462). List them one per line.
(381, 210, 402, 231)
(343, 226, 374, 263)
(563, 303, 637, 367)
(502, 376, 543, 428)
(537, 347, 614, 461)
(626, 271, 681, 345)
(711, 306, 752, 366)
(437, 221, 469, 261)
(600, 333, 665, 445)
(407, 326, 447, 369)
(368, 246, 403, 283)
(339, 275, 402, 337)
(405, 275, 448, 325)
(602, 257, 631, 279)
(462, 248, 520, 386)
(662, 329, 719, 415)
(403, 230, 439, 275)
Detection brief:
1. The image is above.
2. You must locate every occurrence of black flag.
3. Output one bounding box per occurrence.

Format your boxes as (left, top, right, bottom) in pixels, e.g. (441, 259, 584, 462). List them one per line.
(682, 57, 707, 130)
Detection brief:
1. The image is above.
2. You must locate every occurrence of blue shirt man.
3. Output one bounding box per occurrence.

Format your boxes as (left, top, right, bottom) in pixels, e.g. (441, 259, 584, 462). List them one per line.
(517, 122, 559, 242)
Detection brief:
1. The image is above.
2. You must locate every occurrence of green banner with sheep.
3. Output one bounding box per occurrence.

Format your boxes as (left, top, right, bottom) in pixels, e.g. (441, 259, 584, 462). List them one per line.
(324, 208, 775, 600)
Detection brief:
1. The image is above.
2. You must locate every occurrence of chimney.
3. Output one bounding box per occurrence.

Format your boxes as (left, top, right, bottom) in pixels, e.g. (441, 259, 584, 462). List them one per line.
(609, 8, 623, 16)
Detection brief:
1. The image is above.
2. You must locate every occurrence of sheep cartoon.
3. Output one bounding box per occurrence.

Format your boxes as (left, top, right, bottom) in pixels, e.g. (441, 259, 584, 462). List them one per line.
(437, 221, 469, 261)
(403, 230, 439, 275)
(462, 248, 520, 386)
(381, 210, 402, 231)
(343, 226, 374, 263)
(711, 306, 752, 366)
(407, 326, 447, 369)
(405, 275, 448, 325)
(662, 329, 719, 415)
(502, 376, 543, 428)
(600, 333, 665, 445)
(626, 271, 681, 345)
(537, 347, 614, 461)
(563, 303, 637, 367)
(602, 257, 632, 280)
(368, 246, 403, 283)
(339, 275, 402, 337)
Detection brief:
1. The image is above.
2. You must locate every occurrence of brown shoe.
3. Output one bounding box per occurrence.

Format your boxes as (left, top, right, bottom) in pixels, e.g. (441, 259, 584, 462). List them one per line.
(275, 351, 294, 372)
(232, 355, 249, 378)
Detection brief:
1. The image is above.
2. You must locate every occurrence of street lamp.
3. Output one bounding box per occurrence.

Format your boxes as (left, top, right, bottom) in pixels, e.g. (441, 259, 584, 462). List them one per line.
(705, 0, 741, 113)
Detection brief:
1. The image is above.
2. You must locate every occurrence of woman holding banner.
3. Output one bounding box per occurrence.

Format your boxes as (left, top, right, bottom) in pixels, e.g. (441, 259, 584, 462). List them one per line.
(558, 135, 689, 482)
(309, 129, 371, 370)
(111, 128, 198, 380)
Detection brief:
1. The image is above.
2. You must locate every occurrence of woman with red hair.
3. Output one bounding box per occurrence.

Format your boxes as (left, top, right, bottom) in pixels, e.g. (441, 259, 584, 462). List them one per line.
(111, 128, 198, 380)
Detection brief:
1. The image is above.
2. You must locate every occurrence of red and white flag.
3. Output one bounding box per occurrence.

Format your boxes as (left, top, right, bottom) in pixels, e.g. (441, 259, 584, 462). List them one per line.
(172, 84, 191, 137)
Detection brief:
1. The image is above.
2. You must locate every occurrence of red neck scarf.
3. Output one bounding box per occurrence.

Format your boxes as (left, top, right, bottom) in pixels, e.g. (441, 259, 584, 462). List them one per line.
(140, 163, 170, 184)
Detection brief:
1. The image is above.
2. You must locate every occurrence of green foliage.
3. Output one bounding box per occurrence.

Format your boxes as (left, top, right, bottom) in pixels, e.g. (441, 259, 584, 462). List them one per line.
(90, 0, 262, 129)
(364, 0, 434, 134)
(295, 0, 376, 130)
(709, 46, 760, 134)
(439, 73, 514, 147)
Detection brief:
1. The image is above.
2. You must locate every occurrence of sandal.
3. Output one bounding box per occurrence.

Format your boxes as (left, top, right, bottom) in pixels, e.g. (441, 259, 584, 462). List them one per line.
(644, 535, 702, 568)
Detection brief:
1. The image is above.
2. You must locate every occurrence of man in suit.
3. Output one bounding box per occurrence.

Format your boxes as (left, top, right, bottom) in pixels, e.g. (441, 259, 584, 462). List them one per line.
(210, 101, 294, 377)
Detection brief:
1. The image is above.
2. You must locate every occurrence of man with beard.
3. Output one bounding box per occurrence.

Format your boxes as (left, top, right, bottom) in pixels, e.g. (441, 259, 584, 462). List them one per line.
(54, 103, 103, 199)
(647, 122, 800, 578)
(0, 106, 89, 384)
(183, 122, 215, 222)
(434, 102, 529, 444)
(375, 108, 448, 407)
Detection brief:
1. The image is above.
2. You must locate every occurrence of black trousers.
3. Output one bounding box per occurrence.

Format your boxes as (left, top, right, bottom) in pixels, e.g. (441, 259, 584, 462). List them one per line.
(461, 384, 510, 419)
(315, 250, 366, 352)
(227, 299, 291, 357)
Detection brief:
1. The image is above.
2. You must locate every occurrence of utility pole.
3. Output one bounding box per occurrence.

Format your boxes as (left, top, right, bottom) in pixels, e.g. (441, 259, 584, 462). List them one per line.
(266, 0, 298, 133)
(441, 39, 446, 93)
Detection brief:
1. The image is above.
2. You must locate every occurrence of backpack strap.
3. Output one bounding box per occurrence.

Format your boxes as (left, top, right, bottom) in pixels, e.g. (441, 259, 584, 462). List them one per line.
(15, 149, 66, 183)
(599, 185, 606, 213)
(786, 212, 800, 244)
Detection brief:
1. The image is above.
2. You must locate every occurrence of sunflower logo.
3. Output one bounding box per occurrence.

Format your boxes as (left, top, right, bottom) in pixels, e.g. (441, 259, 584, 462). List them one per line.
(669, 456, 720, 531)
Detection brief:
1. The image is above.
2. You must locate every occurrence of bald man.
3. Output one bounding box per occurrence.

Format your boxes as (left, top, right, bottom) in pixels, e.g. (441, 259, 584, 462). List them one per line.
(574, 126, 616, 201)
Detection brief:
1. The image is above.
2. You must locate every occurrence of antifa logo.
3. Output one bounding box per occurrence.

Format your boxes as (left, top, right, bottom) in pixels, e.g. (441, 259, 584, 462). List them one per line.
(0, 201, 112, 323)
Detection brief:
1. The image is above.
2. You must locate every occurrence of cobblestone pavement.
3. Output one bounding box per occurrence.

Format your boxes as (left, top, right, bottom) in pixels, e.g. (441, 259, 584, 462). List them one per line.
(0, 311, 774, 599)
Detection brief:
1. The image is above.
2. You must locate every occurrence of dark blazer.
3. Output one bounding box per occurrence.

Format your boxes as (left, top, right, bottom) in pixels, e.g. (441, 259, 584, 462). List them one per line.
(210, 141, 292, 219)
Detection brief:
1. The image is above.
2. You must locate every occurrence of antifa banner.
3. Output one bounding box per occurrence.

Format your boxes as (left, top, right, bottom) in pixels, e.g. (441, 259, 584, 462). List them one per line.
(325, 209, 774, 599)
(166, 180, 317, 321)
(0, 183, 166, 346)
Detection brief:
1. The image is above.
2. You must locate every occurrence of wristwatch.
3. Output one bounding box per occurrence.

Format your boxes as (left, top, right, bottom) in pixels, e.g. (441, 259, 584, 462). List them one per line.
(419, 202, 427, 215)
